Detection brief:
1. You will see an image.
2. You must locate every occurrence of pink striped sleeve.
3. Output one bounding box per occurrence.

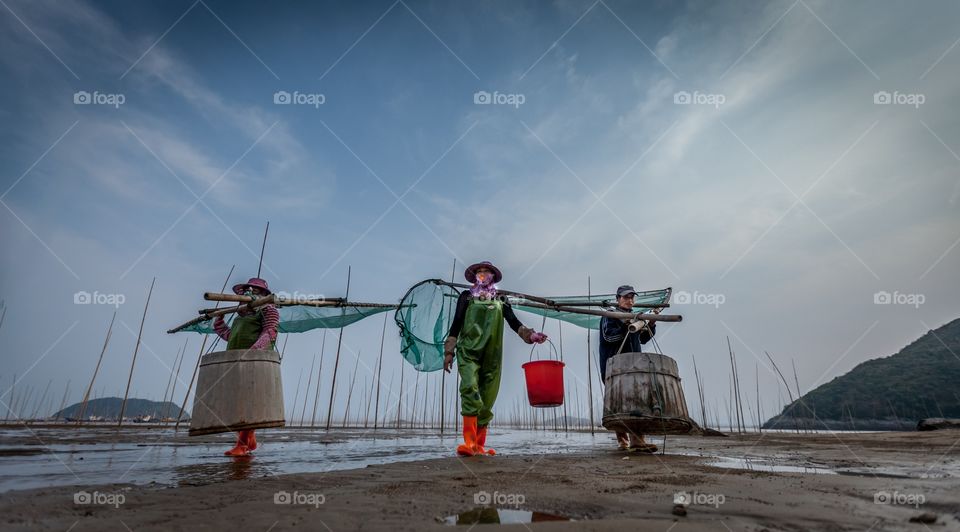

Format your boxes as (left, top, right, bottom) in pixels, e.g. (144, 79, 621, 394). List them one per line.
(213, 316, 231, 341)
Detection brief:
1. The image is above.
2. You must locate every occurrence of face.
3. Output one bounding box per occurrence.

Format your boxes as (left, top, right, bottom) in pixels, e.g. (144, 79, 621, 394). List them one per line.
(245, 286, 266, 297)
(474, 267, 494, 284)
(617, 294, 635, 310)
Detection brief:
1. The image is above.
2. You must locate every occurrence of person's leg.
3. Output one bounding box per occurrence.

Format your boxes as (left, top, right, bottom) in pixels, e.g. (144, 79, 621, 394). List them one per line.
(457, 350, 483, 456)
(241, 429, 257, 451)
(615, 432, 629, 450)
(224, 431, 249, 456)
(628, 432, 658, 453)
(475, 343, 502, 455)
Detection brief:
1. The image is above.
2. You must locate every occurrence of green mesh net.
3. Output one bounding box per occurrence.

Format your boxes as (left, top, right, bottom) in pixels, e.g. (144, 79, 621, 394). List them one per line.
(180, 304, 395, 334)
(395, 280, 461, 372)
(395, 279, 671, 372)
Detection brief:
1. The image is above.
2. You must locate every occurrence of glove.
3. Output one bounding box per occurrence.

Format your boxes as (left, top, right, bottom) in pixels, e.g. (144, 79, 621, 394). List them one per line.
(530, 331, 548, 344)
(443, 336, 457, 373)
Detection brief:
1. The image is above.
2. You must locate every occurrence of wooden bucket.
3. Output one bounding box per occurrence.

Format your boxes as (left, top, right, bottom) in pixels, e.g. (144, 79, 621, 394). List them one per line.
(189, 349, 285, 436)
(601, 352, 697, 435)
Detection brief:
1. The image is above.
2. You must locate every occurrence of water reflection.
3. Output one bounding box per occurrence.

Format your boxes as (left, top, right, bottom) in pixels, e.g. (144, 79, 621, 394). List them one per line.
(444, 508, 571, 525)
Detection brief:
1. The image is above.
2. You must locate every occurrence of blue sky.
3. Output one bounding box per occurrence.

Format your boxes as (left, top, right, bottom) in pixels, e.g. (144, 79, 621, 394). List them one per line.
(1, 0, 958, 426)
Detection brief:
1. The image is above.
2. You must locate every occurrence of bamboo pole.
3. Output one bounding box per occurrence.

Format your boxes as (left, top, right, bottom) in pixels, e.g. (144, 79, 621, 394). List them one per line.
(257, 221, 269, 278)
(441, 258, 456, 434)
(299, 353, 317, 426)
(326, 266, 351, 430)
(586, 276, 594, 434)
(166, 293, 276, 334)
(54, 380, 70, 421)
(396, 363, 404, 429)
(290, 372, 303, 426)
(203, 292, 345, 305)
(119, 277, 155, 426)
(166, 338, 187, 421)
(175, 265, 235, 431)
(558, 320, 568, 432)
(373, 314, 387, 430)
(440, 280, 669, 309)
(310, 330, 327, 427)
(342, 350, 361, 428)
(30, 379, 52, 421)
(756, 363, 762, 433)
(159, 345, 179, 417)
(78, 312, 116, 424)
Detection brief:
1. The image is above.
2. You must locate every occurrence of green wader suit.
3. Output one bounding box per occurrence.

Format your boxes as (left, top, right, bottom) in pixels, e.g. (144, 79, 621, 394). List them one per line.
(226, 311, 276, 351)
(457, 298, 505, 427)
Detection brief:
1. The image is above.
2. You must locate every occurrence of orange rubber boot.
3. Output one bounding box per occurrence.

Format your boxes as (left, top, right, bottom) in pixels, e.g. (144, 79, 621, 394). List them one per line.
(240, 430, 257, 451)
(224, 432, 249, 456)
(476, 426, 496, 456)
(456, 416, 478, 456)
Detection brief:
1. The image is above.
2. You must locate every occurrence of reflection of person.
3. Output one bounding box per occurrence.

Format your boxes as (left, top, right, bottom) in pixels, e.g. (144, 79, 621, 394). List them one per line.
(599, 285, 658, 453)
(212, 277, 279, 457)
(443, 261, 547, 456)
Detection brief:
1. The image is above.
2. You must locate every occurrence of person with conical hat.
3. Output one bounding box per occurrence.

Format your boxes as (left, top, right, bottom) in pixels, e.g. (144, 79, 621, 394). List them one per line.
(443, 261, 547, 456)
(212, 277, 280, 457)
(599, 284, 658, 453)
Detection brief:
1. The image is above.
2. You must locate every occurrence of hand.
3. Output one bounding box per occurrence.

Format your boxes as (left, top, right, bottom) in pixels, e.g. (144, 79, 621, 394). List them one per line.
(530, 331, 548, 344)
(443, 353, 454, 373)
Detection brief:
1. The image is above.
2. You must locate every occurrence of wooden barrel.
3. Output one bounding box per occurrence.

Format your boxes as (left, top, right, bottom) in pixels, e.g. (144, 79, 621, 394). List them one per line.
(601, 352, 697, 435)
(189, 349, 285, 436)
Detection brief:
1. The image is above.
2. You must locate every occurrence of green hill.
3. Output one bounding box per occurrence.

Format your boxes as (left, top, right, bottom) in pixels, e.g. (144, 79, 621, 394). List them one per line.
(55, 397, 189, 421)
(764, 317, 960, 431)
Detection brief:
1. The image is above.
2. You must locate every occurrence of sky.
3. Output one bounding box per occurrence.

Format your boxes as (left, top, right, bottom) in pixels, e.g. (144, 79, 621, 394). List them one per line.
(0, 0, 958, 427)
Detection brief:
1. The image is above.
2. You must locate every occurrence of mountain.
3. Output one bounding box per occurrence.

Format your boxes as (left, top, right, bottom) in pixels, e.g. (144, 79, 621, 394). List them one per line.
(54, 397, 189, 421)
(764, 317, 960, 431)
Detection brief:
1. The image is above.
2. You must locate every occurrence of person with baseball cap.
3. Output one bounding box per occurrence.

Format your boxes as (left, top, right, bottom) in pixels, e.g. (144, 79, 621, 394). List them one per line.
(212, 277, 280, 457)
(443, 261, 548, 456)
(599, 284, 658, 452)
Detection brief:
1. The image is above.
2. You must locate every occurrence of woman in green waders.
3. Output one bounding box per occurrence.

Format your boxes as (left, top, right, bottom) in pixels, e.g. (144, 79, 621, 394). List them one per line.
(212, 277, 280, 457)
(443, 262, 547, 456)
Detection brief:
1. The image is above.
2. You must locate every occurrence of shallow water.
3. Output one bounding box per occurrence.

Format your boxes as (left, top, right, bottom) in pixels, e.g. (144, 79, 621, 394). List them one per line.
(0, 427, 612, 492)
(0, 426, 951, 492)
(443, 508, 572, 525)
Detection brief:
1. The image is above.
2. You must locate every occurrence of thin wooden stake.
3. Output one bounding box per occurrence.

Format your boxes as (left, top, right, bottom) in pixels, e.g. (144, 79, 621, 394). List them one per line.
(373, 314, 387, 430)
(78, 312, 116, 424)
(586, 276, 595, 434)
(325, 266, 351, 430)
(310, 330, 327, 427)
(119, 277, 155, 427)
(257, 221, 269, 278)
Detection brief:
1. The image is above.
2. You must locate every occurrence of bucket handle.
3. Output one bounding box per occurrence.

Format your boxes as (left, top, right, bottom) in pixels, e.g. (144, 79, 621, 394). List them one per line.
(529, 339, 560, 362)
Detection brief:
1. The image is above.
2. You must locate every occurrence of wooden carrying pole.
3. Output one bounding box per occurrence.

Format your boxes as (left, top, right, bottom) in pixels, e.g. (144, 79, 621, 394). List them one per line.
(119, 277, 155, 426)
(166, 293, 277, 334)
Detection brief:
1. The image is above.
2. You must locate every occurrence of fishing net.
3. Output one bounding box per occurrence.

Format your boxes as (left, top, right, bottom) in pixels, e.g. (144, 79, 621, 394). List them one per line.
(396, 279, 671, 372)
(395, 279, 461, 372)
(180, 304, 395, 334)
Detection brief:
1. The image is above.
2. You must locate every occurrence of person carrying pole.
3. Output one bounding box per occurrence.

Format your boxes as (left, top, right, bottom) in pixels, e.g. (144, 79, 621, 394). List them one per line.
(442, 261, 547, 456)
(599, 285, 658, 453)
(212, 277, 279, 457)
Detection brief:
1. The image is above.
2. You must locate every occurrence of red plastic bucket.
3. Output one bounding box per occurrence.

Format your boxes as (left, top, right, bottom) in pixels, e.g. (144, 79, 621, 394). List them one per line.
(522, 341, 565, 408)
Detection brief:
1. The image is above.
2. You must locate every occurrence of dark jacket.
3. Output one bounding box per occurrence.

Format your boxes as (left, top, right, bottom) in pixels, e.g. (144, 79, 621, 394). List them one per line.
(598, 315, 655, 383)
